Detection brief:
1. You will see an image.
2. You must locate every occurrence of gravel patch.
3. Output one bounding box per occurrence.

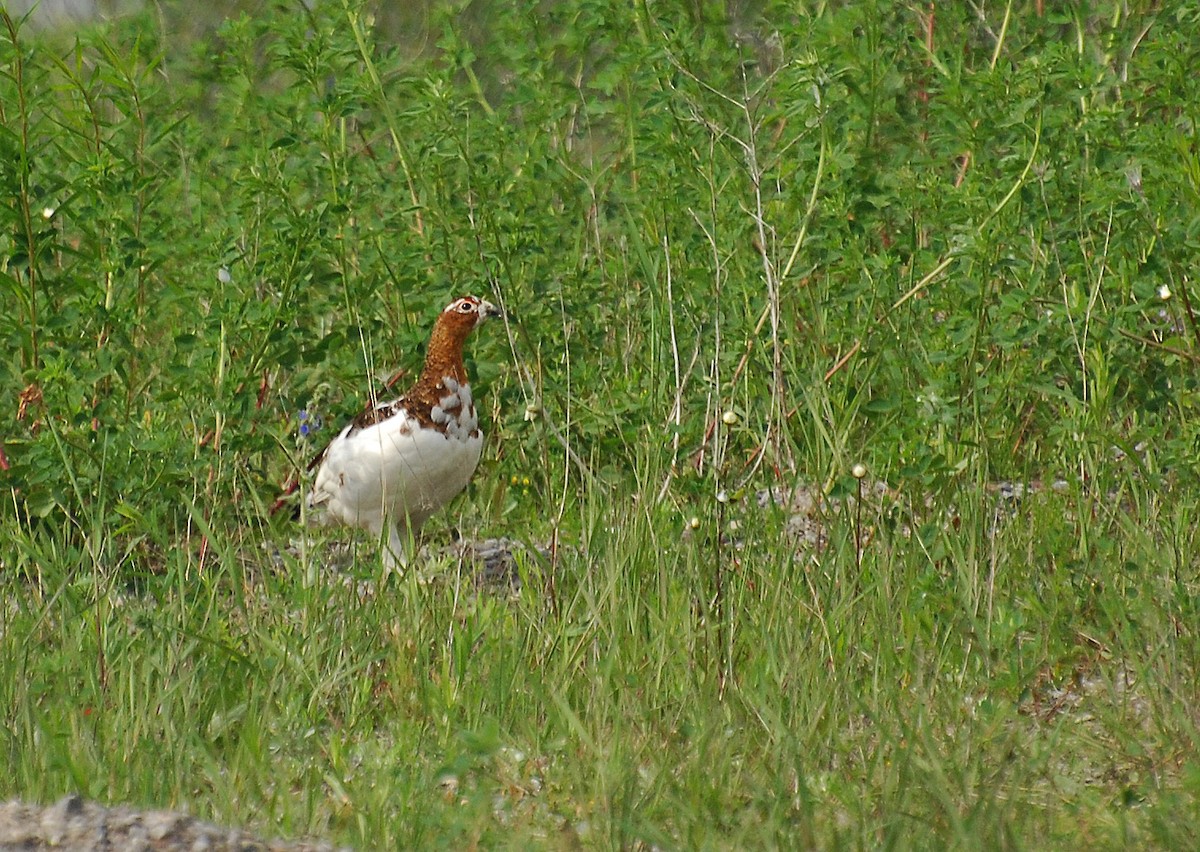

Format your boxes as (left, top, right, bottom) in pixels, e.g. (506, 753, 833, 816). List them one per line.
(0, 795, 350, 851)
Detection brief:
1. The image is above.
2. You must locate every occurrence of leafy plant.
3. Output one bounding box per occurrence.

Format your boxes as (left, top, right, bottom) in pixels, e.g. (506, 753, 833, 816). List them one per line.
(2, 1, 1199, 847)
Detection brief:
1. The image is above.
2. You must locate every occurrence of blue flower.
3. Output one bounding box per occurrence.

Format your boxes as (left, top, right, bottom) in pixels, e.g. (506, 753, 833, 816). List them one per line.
(298, 410, 322, 437)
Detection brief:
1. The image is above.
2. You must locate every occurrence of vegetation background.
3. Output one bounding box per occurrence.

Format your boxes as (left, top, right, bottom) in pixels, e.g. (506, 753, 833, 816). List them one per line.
(2, 0, 1199, 847)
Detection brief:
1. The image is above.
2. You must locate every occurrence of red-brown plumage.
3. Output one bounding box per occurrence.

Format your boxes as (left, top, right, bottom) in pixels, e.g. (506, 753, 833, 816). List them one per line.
(275, 295, 502, 569)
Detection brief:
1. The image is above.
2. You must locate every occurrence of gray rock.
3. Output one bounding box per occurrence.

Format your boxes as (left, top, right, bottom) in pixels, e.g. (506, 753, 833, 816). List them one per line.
(0, 796, 350, 851)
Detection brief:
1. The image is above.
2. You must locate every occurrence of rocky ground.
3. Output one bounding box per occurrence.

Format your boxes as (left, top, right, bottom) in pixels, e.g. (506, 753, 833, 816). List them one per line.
(0, 795, 349, 851)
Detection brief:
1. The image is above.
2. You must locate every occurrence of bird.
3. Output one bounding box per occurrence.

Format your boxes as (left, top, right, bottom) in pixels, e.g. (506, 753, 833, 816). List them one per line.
(304, 295, 502, 569)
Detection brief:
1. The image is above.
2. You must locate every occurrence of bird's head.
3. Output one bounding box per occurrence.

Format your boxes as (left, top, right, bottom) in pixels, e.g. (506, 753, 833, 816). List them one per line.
(420, 296, 502, 386)
(439, 295, 502, 336)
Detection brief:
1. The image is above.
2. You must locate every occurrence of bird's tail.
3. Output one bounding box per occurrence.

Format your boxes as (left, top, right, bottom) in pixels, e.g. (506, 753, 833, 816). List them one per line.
(270, 475, 302, 518)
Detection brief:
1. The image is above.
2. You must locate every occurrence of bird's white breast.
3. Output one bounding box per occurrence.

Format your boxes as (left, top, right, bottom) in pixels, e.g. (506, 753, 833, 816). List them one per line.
(310, 401, 483, 535)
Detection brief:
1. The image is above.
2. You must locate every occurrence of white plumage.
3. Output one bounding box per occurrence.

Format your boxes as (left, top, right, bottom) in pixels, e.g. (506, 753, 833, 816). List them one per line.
(303, 295, 501, 568)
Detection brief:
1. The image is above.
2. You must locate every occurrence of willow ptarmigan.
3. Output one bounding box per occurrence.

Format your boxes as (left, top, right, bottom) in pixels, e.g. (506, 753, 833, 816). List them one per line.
(307, 295, 502, 568)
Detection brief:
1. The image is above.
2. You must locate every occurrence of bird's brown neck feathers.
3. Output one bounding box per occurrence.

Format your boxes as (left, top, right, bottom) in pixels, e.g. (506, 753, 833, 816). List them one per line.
(405, 315, 473, 410)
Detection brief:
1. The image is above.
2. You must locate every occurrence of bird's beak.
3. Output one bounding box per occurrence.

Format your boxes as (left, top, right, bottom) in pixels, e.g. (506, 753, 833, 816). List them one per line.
(479, 300, 503, 322)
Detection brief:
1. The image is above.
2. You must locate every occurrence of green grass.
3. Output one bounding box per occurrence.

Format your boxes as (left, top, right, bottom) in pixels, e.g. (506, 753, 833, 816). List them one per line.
(3, 0, 1200, 847)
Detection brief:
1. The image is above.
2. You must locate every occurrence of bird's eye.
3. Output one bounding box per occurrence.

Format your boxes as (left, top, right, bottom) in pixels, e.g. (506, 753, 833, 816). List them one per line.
(459, 301, 473, 312)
